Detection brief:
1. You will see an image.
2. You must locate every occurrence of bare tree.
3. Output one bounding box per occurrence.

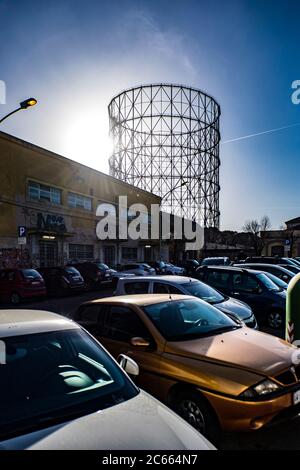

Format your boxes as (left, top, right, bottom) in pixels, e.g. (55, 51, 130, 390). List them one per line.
(242, 219, 260, 236)
(242, 216, 271, 255)
(260, 215, 271, 232)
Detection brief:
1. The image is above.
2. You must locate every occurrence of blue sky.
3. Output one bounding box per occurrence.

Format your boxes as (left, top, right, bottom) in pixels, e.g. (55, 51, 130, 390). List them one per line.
(0, 0, 300, 230)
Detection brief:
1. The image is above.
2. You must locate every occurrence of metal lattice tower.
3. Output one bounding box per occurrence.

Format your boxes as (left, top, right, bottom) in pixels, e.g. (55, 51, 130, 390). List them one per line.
(108, 84, 221, 227)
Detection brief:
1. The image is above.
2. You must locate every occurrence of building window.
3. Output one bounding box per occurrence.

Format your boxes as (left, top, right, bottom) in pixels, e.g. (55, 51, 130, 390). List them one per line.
(68, 192, 92, 211)
(104, 245, 116, 265)
(28, 181, 61, 205)
(121, 247, 138, 261)
(69, 244, 94, 260)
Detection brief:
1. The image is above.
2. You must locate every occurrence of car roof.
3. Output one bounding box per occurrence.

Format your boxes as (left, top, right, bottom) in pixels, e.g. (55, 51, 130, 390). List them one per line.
(0, 310, 79, 337)
(199, 265, 262, 274)
(83, 293, 193, 307)
(118, 275, 196, 283)
(236, 263, 291, 270)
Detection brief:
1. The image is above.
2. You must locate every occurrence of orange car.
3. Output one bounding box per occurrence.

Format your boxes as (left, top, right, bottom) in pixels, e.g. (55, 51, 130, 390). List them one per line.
(73, 294, 300, 439)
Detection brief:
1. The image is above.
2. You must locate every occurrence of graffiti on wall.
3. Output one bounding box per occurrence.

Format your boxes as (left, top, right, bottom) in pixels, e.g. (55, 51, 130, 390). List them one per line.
(0, 248, 31, 268)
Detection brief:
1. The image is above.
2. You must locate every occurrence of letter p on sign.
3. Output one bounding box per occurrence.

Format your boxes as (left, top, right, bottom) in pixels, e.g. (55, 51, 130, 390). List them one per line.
(18, 226, 26, 237)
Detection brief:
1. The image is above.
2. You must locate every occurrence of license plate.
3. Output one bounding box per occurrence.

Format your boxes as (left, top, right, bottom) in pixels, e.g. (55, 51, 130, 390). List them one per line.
(293, 390, 300, 405)
(105, 274, 110, 277)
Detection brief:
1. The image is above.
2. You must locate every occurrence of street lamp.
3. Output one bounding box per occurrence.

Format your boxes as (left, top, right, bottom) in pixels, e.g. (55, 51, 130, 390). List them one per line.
(0, 97, 37, 124)
(159, 181, 188, 260)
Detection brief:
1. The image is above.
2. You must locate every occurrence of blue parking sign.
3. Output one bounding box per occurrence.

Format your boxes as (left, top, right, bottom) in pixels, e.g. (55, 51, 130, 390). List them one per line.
(18, 226, 26, 237)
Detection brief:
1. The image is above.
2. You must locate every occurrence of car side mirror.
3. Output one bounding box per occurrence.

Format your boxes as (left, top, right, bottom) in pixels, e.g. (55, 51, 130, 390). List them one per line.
(130, 337, 151, 348)
(118, 354, 139, 376)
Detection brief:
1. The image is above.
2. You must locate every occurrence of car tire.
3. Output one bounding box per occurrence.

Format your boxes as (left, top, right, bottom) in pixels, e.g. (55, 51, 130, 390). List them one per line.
(10, 292, 21, 305)
(172, 390, 221, 444)
(267, 311, 283, 329)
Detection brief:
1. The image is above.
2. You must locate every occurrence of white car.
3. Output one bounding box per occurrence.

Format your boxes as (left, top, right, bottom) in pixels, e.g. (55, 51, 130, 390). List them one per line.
(0, 310, 214, 450)
(164, 263, 185, 275)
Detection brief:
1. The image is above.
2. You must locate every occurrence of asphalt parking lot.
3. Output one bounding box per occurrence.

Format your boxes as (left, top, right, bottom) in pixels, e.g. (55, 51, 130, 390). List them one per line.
(1, 289, 298, 450)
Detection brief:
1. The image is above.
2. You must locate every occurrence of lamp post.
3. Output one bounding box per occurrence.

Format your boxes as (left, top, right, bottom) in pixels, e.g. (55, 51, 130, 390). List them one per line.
(159, 181, 188, 260)
(0, 98, 37, 124)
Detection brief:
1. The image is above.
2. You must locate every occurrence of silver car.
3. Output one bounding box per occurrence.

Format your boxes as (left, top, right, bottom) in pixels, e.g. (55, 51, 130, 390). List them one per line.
(114, 275, 257, 328)
(118, 263, 156, 276)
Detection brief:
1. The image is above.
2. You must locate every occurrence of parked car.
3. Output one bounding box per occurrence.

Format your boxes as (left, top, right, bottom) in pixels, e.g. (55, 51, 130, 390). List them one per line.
(74, 294, 300, 440)
(289, 258, 300, 267)
(145, 261, 167, 274)
(0, 268, 46, 304)
(177, 259, 200, 276)
(196, 266, 286, 328)
(234, 263, 295, 283)
(201, 257, 230, 266)
(244, 256, 300, 268)
(164, 263, 185, 275)
(38, 266, 85, 296)
(70, 262, 113, 289)
(280, 264, 300, 274)
(118, 263, 156, 276)
(114, 275, 257, 328)
(0, 309, 214, 450)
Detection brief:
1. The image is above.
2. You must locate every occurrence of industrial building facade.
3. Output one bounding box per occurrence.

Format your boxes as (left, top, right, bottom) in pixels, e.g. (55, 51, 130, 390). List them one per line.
(0, 132, 161, 268)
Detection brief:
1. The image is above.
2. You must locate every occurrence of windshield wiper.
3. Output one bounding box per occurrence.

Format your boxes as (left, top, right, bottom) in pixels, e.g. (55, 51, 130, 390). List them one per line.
(211, 325, 242, 335)
(166, 325, 241, 341)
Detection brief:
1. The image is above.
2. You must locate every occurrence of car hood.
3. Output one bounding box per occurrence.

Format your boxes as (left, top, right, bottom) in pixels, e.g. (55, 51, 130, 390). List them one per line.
(0, 391, 214, 450)
(215, 297, 252, 320)
(165, 328, 296, 377)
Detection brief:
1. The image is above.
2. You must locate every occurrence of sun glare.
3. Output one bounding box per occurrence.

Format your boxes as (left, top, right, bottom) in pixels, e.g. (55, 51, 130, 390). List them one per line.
(61, 111, 112, 173)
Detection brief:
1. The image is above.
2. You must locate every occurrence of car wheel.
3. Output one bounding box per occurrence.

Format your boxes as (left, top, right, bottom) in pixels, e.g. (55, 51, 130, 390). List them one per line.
(10, 292, 21, 305)
(173, 390, 220, 444)
(267, 311, 283, 329)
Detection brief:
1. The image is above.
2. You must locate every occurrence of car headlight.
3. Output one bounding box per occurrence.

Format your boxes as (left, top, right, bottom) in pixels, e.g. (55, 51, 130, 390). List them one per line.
(239, 379, 281, 399)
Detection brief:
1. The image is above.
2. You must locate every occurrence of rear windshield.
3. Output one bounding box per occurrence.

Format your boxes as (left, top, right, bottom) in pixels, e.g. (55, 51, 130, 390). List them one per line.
(21, 269, 42, 279)
(64, 267, 81, 275)
(95, 263, 109, 270)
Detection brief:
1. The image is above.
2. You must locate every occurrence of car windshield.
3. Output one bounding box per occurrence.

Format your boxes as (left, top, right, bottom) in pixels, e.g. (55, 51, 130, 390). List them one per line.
(21, 269, 42, 279)
(0, 329, 138, 440)
(202, 258, 227, 266)
(142, 298, 240, 341)
(181, 281, 225, 304)
(256, 273, 281, 292)
(264, 272, 288, 289)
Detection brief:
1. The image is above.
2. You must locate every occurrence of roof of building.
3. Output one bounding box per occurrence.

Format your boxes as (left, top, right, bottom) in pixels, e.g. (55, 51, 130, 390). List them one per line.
(0, 131, 161, 202)
(285, 216, 300, 225)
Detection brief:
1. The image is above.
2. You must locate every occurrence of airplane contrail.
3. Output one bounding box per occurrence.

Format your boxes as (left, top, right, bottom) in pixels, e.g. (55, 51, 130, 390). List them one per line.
(222, 122, 300, 144)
